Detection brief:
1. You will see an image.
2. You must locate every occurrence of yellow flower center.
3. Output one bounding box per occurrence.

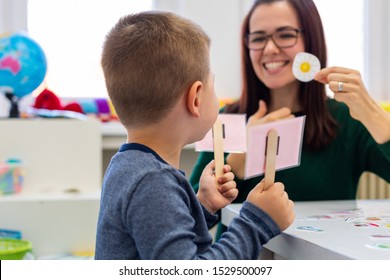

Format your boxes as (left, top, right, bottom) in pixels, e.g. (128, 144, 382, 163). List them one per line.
(300, 62, 311, 73)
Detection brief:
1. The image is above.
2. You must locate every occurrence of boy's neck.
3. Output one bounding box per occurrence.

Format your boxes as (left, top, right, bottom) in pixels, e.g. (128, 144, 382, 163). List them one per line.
(126, 124, 184, 169)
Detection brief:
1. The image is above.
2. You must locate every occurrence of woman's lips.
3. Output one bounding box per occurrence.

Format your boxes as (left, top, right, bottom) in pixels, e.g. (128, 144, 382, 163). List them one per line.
(264, 61, 289, 70)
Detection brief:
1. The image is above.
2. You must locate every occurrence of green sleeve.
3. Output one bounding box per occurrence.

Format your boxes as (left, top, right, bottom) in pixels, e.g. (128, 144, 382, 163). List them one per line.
(329, 99, 390, 184)
(367, 139, 390, 181)
(189, 151, 214, 193)
(378, 140, 390, 162)
(354, 121, 390, 182)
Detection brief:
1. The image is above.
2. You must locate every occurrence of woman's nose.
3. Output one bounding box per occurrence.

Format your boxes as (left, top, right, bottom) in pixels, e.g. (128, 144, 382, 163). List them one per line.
(262, 37, 280, 54)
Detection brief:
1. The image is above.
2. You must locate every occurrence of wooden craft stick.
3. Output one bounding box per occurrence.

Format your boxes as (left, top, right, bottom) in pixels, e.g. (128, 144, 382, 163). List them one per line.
(213, 118, 224, 180)
(264, 128, 278, 190)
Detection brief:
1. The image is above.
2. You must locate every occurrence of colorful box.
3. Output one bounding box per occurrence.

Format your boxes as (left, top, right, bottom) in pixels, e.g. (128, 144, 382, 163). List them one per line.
(0, 160, 23, 195)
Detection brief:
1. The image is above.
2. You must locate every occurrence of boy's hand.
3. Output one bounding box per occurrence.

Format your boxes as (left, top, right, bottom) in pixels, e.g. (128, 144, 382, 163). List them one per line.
(247, 180, 295, 231)
(197, 160, 238, 214)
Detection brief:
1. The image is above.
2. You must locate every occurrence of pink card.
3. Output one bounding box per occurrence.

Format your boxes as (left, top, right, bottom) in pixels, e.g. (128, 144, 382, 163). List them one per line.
(245, 116, 306, 179)
(195, 114, 247, 153)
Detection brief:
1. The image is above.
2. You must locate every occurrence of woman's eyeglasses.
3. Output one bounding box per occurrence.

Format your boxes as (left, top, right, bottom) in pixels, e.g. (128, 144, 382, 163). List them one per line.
(245, 28, 303, 51)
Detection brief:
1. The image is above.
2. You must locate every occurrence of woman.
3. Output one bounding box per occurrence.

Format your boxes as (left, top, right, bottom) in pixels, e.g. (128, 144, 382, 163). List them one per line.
(189, 0, 390, 239)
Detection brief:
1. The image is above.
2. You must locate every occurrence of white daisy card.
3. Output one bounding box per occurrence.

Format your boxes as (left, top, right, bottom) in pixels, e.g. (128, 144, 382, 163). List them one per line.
(245, 116, 306, 179)
(292, 52, 321, 82)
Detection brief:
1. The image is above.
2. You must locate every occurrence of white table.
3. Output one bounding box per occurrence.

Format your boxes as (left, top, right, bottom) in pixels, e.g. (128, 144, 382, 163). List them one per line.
(221, 200, 390, 259)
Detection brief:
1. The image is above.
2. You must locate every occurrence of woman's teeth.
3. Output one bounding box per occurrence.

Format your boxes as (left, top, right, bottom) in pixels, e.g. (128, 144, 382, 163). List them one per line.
(265, 61, 285, 70)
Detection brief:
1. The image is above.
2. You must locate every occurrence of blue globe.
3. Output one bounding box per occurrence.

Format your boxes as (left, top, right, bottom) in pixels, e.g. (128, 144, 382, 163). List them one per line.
(0, 33, 47, 98)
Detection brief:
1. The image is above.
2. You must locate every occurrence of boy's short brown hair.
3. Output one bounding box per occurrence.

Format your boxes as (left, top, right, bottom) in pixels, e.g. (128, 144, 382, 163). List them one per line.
(101, 11, 211, 128)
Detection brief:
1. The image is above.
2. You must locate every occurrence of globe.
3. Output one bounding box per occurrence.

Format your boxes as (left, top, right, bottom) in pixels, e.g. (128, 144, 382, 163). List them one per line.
(0, 33, 47, 98)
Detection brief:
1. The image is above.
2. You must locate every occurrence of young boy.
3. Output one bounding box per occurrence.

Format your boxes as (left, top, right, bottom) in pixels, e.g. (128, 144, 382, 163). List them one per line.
(94, 11, 295, 260)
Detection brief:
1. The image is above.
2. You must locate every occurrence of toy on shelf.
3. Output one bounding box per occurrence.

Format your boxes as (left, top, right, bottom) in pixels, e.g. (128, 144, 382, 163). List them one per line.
(30, 88, 85, 119)
(0, 32, 47, 118)
(30, 88, 118, 122)
(380, 102, 390, 113)
(0, 159, 23, 195)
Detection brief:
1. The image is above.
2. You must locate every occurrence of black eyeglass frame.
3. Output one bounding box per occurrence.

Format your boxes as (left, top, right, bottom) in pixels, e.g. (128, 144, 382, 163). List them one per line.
(245, 28, 304, 51)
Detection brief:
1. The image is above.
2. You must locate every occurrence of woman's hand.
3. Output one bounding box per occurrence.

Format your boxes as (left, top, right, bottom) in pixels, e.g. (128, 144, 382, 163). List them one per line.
(247, 100, 294, 127)
(315, 67, 390, 143)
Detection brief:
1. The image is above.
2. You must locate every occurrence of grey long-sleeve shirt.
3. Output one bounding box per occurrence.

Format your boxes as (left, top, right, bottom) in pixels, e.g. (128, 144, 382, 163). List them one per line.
(95, 143, 280, 260)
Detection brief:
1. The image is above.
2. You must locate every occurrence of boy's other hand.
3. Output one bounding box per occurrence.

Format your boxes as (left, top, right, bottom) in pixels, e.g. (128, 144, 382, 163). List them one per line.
(197, 160, 238, 214)
(247, 180, 295, 231)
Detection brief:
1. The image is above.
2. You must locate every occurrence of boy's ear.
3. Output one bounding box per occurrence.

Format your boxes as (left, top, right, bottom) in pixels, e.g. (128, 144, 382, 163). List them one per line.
(186, 81, 203, 117)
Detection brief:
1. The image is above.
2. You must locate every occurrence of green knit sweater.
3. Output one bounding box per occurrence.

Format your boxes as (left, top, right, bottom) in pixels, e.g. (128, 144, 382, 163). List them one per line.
(189, 99, 390, 239)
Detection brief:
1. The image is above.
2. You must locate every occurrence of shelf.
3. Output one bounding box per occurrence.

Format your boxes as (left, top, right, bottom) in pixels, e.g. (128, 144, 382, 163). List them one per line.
(101, 121, 195, 150)
(0, 190, 100, 202)
(101, 121, 126, 136)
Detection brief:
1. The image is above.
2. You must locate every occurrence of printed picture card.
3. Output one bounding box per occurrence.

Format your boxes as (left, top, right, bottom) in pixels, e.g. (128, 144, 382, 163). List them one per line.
(195, 114, 247, 153)
(245, 116, 306, 179)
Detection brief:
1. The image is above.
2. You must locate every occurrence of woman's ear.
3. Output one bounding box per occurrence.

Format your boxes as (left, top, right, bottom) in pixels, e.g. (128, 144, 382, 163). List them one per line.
(186, 81, 203, 117)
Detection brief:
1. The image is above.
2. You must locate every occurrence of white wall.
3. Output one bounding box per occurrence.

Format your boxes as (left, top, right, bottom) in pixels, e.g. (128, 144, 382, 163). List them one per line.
(0, 0, 27, 33)
(154, 0, 253, 99)
(364, 0, 390, 100)
(1, 0, 390, 101)
(150, 0, 390, 101)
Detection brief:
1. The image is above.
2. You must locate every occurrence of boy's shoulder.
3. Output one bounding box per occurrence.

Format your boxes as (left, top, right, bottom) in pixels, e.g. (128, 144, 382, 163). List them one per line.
(108, 146, 171, 178)
(104, 144, 188, 194)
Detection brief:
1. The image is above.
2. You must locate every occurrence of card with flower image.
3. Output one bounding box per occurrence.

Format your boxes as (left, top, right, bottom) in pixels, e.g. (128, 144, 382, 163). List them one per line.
(292, 52, 321, 82)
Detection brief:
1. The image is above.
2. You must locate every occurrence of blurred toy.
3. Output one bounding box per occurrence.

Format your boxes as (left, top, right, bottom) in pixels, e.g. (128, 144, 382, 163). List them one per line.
(31, 88, 85, 119)
(0, 159, 23, 195)
(63, 102, 83, 114)
(380, 102, 390, 113)
(95, 98, 111, 122)
(32, 88, 118, 121)
(79, 98, 117, 122)
(0, 229, 22, 240)
(0, 33, 47, 118)
(33, 88, 62, 110)
(33, 87, 83, 114)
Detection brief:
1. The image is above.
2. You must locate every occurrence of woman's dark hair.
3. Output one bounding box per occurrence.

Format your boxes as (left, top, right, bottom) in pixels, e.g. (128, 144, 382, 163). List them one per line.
(225, 0, 336, 150)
